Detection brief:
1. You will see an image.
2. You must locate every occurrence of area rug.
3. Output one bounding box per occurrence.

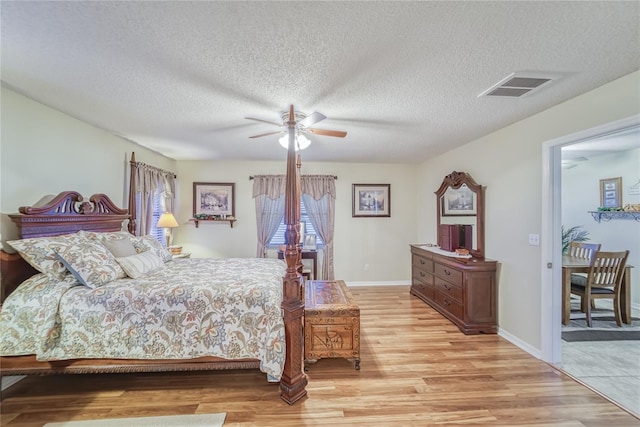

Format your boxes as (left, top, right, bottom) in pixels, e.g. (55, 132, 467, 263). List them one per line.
(44, 412, 226, 427)
(562, 302, 640, 342)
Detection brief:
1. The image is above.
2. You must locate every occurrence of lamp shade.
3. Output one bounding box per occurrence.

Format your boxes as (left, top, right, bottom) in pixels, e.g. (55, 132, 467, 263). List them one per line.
(157, 212, 179, 228)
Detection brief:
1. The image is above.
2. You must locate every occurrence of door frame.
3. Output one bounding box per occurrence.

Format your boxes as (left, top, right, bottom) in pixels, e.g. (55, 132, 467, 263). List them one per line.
(540, 115, 640, 364)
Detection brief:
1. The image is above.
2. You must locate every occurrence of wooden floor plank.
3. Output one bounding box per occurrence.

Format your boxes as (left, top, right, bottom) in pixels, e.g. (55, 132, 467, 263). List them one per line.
(1, 285, 638, 426)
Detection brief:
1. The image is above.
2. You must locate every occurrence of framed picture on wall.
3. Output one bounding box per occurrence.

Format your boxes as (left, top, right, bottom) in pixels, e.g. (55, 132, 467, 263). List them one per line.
(352, 184, 391, 217)
(600, 177, 622, 208)
(441, 184, 477, 216)
(193, 182, 235, 217)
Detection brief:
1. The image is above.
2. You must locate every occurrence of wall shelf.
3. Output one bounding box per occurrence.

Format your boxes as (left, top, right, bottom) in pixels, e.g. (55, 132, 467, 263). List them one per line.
(189, 218, 236, 228)
(589, 211, 640, 223)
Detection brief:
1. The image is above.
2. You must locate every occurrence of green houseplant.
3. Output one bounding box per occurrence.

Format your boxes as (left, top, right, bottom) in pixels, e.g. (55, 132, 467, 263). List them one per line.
(562, 225, 590, 254)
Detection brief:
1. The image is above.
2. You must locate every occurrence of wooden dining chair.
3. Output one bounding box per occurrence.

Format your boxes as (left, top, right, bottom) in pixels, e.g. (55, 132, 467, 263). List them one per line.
(567, 242, 601, 309)
(570, 250, 629, 327)
(567, 241, 601, 260)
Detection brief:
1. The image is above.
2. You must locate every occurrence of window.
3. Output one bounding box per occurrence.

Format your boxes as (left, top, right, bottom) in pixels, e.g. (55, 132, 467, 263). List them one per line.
(268, 201, 324, 248)
(136, 193, 166, 245)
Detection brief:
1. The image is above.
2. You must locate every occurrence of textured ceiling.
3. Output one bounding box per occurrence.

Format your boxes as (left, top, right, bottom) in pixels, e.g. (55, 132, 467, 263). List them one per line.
(1, 1, 639, 163)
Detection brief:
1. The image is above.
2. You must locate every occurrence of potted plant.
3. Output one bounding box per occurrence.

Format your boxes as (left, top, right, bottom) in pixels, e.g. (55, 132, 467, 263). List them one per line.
(562, 225, 590, 254)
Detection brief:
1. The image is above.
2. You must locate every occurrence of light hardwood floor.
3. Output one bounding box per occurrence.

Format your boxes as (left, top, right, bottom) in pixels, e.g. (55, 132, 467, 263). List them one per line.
(1, 285, 638, 426)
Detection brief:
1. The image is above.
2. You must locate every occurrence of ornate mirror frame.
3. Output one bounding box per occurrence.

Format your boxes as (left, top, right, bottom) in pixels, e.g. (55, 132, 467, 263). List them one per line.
(435, 171, 485, 258)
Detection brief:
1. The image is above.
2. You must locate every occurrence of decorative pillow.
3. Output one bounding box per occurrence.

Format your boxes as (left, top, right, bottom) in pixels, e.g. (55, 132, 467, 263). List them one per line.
(116, 251, 164, 279)
(102, 237, 137, 258)
(53, 239, 125, 288)
(83, 230, 134, 243)
(7, 232, 89, 280)
(132, 235, 173, 263)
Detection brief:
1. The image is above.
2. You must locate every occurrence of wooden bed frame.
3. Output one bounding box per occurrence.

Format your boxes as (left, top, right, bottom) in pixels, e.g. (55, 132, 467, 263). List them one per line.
(0, 110, 307, 404)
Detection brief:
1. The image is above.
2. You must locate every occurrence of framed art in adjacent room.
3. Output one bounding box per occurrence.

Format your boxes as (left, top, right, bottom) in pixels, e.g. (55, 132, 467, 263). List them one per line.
(352, 184, 391, 217)
(600, 177, 622, 208)
(193, 182, 235, 217)
(441, 184, 476, 216)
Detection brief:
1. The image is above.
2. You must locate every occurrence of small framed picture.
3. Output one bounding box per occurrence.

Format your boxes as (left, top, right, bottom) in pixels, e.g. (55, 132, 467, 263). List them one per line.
(193, 182, 235, 217)
(352, 184, 391, 217)
(600, 177, 622, 208)
(441, 184, 476, 216)
(303, 233, 317, 250)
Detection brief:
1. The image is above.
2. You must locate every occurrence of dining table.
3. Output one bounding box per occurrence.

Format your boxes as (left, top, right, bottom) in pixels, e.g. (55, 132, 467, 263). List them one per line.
(562, 254, 634, 325)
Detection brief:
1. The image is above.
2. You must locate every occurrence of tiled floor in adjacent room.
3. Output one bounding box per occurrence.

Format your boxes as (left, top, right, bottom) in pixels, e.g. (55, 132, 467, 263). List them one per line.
(560, 301, 640, 418)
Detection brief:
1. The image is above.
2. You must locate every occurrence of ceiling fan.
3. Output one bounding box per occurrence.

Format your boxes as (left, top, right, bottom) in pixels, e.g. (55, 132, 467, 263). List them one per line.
(245, 105, 347, 150)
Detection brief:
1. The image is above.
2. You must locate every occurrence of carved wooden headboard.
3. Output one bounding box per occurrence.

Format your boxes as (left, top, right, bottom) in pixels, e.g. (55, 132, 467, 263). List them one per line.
(0, 191, 129, 302)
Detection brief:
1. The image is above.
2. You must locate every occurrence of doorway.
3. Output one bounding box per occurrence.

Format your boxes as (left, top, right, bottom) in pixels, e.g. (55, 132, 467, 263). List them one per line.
(541, 115, 640, 415)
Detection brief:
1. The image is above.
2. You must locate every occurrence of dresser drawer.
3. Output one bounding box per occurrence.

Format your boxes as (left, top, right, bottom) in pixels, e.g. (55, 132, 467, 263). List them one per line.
(434, 262, 463, 284)
(433, 290, 463, 319)
(412, 254, 433, 273)
(411, 281, 434, 300)
(434, 276, 462, 303)
(412, 266, 434, 284)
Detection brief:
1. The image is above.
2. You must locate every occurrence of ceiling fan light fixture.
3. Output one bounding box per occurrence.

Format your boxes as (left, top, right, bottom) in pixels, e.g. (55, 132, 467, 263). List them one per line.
(279, 134, 311, 151)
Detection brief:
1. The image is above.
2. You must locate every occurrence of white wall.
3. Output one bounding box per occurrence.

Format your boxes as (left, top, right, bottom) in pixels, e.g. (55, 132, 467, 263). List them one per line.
(173, 160, 418, 283)
(563, 147, 640, 306)
(416, 70, 640, 350)
(0, 87, 177, 242)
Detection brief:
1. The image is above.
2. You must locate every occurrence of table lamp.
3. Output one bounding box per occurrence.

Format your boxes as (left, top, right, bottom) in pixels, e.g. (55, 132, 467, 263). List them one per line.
(157, 212, 179, 247)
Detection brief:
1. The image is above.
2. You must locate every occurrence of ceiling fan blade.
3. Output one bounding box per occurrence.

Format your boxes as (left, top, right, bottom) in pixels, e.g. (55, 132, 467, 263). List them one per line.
(299, 111, 326, 128)
(245, 117, 283, 127)
(249, 130, 283, 139)
(307, 128, 347, 138)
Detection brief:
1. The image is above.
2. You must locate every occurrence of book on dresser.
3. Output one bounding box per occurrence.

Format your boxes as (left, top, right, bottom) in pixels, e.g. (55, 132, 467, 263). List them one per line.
(409, 244, 497, 334)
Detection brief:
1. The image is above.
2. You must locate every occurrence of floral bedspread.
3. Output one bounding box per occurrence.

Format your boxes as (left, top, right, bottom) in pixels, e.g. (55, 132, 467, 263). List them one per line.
(0, 258, 286, 381)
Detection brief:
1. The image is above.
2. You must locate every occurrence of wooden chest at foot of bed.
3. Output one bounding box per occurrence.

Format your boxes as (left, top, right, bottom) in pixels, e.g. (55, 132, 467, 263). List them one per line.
(304, 280, 360, 370)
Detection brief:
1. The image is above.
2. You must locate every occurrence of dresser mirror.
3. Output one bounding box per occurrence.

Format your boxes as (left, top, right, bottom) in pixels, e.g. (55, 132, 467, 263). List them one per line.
(435, 171, 485, 258)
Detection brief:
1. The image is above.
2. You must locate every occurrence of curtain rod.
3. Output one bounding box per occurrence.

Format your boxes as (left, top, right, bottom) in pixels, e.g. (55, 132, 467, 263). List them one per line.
(249, 175, 337, 180)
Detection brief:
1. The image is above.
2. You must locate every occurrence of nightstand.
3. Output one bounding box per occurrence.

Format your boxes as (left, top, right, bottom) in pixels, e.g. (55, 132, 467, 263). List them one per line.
(172, 253, 191, 259)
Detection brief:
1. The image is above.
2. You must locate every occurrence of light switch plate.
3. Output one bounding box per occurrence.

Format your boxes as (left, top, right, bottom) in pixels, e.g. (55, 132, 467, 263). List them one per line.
(528, 233, 540, 246)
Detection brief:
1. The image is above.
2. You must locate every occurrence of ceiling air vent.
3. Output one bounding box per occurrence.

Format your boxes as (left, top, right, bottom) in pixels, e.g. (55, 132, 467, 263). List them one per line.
(479, 73, 553, 98)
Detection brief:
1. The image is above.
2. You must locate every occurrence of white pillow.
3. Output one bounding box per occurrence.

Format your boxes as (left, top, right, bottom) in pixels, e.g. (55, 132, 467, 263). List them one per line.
(116, 251, 164, 279)
(102, 237, 137, 258)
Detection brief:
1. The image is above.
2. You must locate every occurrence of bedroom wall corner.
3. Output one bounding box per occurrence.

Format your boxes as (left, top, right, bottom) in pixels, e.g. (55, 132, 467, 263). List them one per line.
(0, 87, 177, 244)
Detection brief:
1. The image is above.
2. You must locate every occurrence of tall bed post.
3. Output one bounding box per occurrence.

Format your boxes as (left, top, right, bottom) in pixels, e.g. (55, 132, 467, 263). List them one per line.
(127, 152, 137, 235)
(279, 105, 308, 404)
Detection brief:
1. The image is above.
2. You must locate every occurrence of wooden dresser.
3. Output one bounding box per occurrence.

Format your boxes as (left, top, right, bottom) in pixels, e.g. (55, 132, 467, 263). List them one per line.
(410, 244, 497, 334)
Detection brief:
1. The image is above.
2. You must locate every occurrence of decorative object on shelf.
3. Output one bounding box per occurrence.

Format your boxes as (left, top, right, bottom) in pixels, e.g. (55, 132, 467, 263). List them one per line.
(193, 182, 235, 218)
(189, 216, 236, 228)
(352, 184, 390, 217)
(441, 184, 476, 216)
(561, 225, 590, 254)
(599, 177, 622, 208)
(589, 211, 640, 223)
(157, 212, 179, 247)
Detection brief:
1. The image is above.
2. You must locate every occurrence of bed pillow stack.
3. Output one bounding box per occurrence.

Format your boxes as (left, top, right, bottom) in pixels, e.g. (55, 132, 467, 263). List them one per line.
(7, 232, 126, 288)
(8, 231, 174, 286)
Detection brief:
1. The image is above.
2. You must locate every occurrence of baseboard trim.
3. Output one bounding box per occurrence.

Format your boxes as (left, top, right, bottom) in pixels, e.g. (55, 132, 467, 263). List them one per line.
(498, 327, 542, 360)
(346, 281, 411, 287)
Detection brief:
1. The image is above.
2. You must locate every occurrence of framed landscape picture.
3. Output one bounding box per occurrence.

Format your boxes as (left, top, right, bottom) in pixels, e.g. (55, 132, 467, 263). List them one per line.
(352, 184, 391, 217)
(441, 184, 476, 216)
(193, 182, 235, 217)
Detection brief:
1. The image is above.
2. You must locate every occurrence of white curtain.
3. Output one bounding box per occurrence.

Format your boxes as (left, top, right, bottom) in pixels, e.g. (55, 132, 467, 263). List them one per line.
(253, 175, 287, 258)
(132, 162, 176, 236)
(301, 175, 336, 280)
